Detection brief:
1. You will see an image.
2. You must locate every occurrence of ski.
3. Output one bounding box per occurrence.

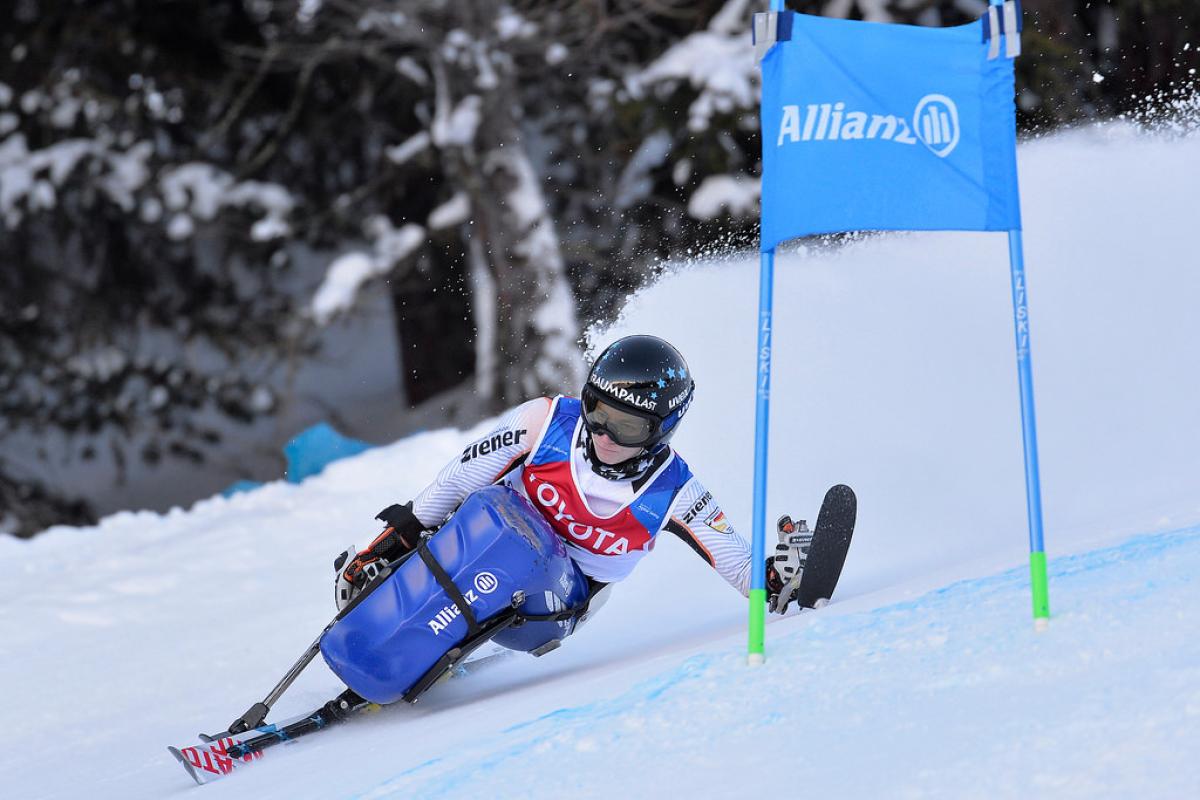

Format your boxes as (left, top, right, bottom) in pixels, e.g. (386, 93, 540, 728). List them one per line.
(168, 689, 374, 785)
(168, 736, 263, 786)
(795, 484, 856, 608)
(775, 484, 858, 611)
(450, 643, 514, 677)
(167, 644, 519, 785)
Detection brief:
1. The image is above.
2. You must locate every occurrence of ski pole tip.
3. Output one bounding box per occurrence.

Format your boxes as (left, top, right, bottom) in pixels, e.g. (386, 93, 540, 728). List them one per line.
(747, 652, 766, 667)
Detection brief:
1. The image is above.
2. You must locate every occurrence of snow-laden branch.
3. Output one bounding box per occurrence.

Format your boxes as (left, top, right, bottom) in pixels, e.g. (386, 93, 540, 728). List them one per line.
(687, 174, 760, 221)
(0, 134, 150, 227)
(159, 163, 295, 241)
(309, 219, 425, 325)
(624, 0, 758, 132)
(428, 191, 470, 230)
(432, 95, 483, 147)
(386, 131, 431, 166)
(0, 132, 295, 241)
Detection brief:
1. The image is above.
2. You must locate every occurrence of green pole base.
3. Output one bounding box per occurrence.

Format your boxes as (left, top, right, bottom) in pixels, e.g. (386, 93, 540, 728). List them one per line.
(1030, 550, 1050, 629)
(748, 588, 766, 663)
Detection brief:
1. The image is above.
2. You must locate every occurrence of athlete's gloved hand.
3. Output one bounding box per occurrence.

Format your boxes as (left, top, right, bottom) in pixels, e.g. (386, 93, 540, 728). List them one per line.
(333, 501, 426, 611)
(766, 514, 811, 614)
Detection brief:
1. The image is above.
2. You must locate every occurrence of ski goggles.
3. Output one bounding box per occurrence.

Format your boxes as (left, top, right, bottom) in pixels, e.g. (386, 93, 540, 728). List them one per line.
(581, 387, 657, 447)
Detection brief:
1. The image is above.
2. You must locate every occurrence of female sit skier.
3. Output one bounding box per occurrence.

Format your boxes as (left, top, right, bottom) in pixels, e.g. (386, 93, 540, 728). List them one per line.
(333, 334, 809, 626)
(170, 337, 827, 784)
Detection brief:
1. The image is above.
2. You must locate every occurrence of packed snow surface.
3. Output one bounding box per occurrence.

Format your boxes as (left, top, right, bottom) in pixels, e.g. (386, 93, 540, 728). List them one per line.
(2, 123, 1199, 799)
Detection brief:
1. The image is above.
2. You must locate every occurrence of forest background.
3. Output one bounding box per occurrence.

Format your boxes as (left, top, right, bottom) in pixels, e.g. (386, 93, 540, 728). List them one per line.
(2, 0, 1196, 537)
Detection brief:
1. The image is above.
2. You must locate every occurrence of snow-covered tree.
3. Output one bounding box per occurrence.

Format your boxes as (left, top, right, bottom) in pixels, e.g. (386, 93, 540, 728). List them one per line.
(1, 1, 302, 534)
(299, 0, 587, 406)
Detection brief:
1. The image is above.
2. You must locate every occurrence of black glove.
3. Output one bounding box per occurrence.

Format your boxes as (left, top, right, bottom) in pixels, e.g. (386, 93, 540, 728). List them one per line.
(371, 502, 426, 556)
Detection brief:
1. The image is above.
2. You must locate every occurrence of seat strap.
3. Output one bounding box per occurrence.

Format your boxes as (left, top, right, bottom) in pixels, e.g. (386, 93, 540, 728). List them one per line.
(416, 541, 482, 637)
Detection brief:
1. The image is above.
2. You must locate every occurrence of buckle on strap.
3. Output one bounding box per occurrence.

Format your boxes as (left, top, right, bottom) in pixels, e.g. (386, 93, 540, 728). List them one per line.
(513, 579, 606, 625)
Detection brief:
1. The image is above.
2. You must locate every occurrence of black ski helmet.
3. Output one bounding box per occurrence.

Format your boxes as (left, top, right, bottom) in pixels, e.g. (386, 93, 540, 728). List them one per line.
(581, 334, 695, 452)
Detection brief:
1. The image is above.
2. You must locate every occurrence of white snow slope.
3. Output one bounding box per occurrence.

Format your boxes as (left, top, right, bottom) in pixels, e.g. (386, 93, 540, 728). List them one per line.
(3, 123, 1199, 800)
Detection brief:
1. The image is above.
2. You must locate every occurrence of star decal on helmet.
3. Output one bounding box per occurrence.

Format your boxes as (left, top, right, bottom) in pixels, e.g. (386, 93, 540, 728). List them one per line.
(666, 368, 676, 379)
(656, 378, 667, 388)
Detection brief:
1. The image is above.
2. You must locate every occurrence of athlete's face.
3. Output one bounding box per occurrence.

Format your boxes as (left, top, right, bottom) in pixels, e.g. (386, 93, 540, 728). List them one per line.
(590, 431, 644, 465)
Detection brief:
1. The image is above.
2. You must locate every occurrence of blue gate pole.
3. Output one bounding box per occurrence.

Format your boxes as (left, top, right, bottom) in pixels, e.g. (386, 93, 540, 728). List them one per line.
(748, 248, 775, 664)
(1006, 228, 1050, 629)
(748, 0, 788, 665)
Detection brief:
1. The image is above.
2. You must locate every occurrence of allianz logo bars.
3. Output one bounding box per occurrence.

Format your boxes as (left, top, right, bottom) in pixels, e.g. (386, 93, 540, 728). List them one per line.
(775, 93, 961, 158)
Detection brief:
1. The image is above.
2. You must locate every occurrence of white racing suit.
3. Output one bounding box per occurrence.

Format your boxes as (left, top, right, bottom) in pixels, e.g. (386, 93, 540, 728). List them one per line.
(410, 396, 754, 596)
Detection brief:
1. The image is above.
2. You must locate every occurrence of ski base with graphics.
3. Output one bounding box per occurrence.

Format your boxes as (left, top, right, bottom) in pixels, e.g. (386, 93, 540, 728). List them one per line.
(777, 484, 857, 611)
